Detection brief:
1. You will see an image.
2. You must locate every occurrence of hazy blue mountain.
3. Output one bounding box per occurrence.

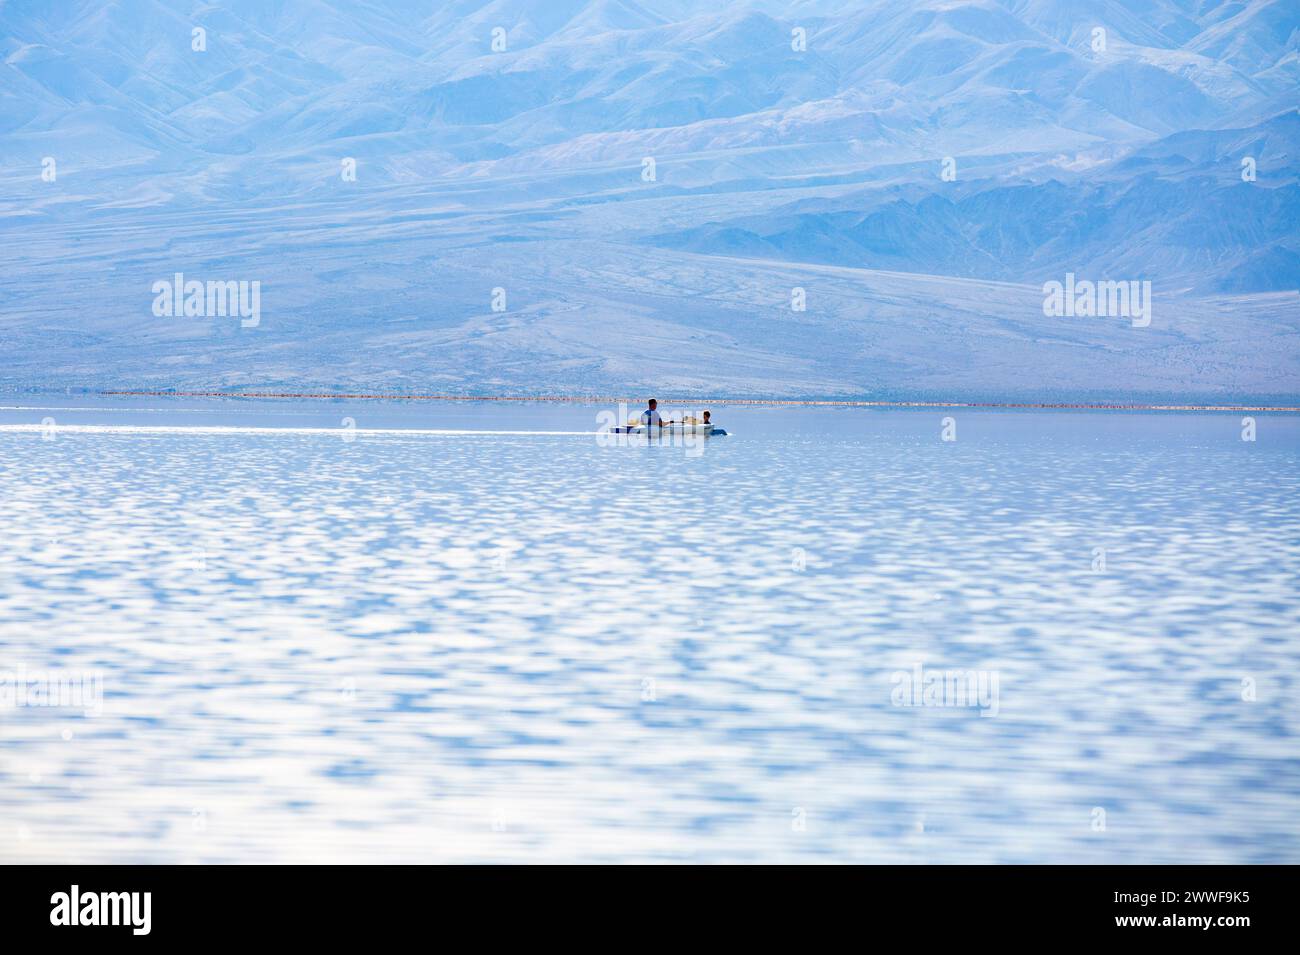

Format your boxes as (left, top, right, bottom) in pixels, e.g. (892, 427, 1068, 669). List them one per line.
(654, 112, 1300, 292)
(1, 0, 1296, 399)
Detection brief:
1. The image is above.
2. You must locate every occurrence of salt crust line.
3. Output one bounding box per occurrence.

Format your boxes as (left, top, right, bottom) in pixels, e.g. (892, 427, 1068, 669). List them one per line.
(0, 424, 597, 436)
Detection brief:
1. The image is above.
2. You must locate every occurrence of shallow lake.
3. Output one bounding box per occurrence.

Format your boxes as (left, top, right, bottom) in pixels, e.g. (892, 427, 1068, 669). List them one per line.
(1, 397, 1297, 862)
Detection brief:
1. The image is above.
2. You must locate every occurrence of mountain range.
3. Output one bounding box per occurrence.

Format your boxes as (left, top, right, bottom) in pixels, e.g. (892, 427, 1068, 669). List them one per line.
(1, 0, 1296, 399)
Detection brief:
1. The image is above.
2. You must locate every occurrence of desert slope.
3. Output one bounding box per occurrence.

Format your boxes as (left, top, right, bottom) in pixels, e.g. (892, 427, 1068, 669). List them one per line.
(1, 0, 1296, 399)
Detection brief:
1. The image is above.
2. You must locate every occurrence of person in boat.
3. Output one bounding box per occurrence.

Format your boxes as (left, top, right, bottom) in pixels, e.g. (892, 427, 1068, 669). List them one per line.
(681, 410, 712, 426)
(640, 398, 674, 428)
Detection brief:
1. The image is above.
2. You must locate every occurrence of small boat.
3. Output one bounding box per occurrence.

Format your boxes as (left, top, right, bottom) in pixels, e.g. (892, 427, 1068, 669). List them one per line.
(609, 424, 728, 436)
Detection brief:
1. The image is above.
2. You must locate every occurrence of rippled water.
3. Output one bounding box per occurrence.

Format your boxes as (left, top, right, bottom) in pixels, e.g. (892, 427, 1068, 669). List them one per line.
(2, 400, 1298, 862)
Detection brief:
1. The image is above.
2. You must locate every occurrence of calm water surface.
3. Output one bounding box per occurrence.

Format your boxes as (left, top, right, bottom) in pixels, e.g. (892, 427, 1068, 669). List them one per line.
(1, 399, 1297, 862)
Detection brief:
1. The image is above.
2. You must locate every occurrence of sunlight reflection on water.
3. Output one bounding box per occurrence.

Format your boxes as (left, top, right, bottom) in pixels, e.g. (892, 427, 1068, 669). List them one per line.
(1, 405, 1298, 862)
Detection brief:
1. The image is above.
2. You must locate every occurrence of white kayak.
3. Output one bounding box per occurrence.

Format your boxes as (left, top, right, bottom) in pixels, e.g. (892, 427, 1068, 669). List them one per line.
(609, 424, 728, 436)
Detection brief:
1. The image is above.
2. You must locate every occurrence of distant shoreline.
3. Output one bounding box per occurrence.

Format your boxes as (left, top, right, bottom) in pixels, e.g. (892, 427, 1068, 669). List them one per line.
(98, 391, 1300, 413)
